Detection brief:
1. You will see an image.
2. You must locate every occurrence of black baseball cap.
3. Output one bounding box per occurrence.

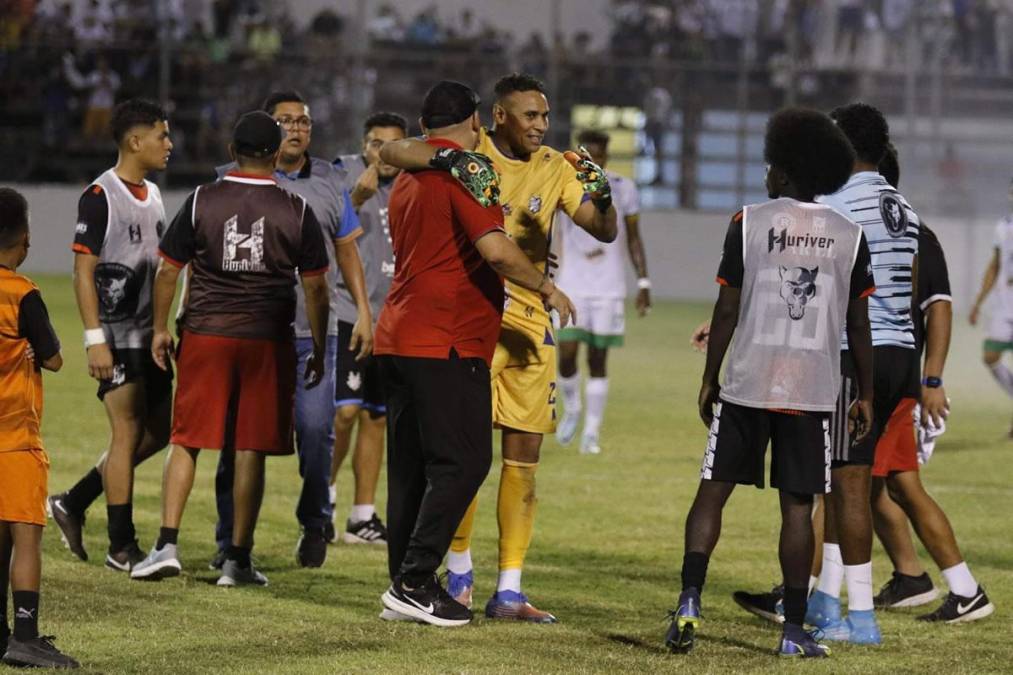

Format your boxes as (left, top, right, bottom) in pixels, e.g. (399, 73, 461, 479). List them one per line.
(420, 80, 480, 129)
(233, 111, 282, 158)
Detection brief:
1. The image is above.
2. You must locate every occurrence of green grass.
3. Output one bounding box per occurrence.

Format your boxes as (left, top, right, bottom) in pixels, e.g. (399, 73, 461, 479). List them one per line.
(24, 274, 1013, 673)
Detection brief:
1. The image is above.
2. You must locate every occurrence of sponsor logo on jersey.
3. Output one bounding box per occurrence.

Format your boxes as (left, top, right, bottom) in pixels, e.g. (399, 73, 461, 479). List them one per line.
(128, 224, 143, 243)
(502, 203, 513, 216)
(768, 228, 836, 254)
(75, 222, 88, 234)
(879, 192, 909, 238)
(528, 195, 542, 214)
(779, 265, 818, 320)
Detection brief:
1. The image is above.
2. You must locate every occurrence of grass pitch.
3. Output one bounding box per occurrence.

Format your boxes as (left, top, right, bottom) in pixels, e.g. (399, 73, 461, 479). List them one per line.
(26, 275, 1013, 673)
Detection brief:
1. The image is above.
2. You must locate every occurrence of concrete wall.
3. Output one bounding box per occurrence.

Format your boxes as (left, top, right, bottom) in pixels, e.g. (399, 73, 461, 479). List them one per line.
(10, 183, 996, 315)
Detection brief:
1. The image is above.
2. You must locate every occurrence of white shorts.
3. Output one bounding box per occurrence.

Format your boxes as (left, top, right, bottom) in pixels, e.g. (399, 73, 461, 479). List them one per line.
(986, 312, 1013, 348)
(557, 296, 625, 348)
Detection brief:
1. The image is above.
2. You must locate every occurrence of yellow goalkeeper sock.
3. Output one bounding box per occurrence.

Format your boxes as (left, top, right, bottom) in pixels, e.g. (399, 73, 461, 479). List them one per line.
(497, 459, 538, 578)
(451, 495, 479, 555)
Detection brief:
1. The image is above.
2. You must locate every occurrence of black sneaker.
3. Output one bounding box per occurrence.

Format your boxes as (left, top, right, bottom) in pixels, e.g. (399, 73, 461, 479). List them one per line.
(105, 540, 146, 572)
(208, 548, 227, 571)
(917, 586, 995, 623)
(296, 528, 328, 568)
(381, 575, 472, 627)
(343, 514, 388, 545)
(2, 635, 80, 669)
(48, 493, 88, 562)
(732, 584, 784, 624)
(874, 571, 938, 608)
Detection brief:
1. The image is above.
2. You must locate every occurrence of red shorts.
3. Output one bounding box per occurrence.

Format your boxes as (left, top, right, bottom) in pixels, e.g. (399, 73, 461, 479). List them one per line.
(872, 397, 919, 477)
(0, 449, 49, 526)
(171, 331, 296, 454)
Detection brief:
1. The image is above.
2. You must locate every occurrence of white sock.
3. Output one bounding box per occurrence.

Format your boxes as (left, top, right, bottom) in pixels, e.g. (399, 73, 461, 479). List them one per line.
(497, 568, 522, 593)
(941, 561, 978, 597)
(817, 544, 844, 598)
(583, 377, 609, 437)
(349, 504, 375, 523)
(559, 372, 581, 416)
(989, 362, 1013, 398)
(809, 575, 819, 594)
(446, 549, 472, 575)
(328, 484, 337, 506)
(844, 562, 874, 612)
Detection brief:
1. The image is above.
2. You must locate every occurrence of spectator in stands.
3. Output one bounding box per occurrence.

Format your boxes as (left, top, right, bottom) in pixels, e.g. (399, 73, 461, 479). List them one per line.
(406, 6, 442, 46)
(368, 4, 404, 43)
(64, 52, 121, 143)
(248, 15, 281, 64)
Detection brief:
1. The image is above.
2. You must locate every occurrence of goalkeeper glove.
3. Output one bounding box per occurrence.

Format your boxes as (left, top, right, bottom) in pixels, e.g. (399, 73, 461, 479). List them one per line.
(429, 148, 501, 207)
(565, 146, 612, 213)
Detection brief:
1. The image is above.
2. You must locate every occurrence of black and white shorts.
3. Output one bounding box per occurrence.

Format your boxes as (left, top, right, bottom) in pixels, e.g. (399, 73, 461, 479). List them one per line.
(334, 320, 386, 416)
(97, 347, 174, 406)
(830, 346, 920, 467)
(701, 400, 831, 495)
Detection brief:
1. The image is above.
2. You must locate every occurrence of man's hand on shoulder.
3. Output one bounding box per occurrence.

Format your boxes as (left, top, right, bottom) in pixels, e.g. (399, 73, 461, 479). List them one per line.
(429, 148, 500, 207)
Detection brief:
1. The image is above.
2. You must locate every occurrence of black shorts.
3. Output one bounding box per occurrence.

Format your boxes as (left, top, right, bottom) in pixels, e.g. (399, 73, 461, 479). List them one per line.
(830, 346, 920, 467)
(335, 320, 386, 416)
(702, 400, 831, 495)
(97, 347, 174, 407)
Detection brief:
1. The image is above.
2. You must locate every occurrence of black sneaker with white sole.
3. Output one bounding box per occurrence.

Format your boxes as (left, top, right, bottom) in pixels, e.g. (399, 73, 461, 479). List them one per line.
(48, 494, 88, 562)
(381, 575, 472, 627)
(344, 514, 388, 545)
(732, 584, 784, 624)
(874, 571, 938, 609)
(917, 586, 995, 623)
(2, 635, 79, 669)
(105, 540, 146, 572)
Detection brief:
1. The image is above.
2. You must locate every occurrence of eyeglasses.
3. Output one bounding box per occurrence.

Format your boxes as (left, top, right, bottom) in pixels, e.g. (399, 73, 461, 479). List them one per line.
(276, 116, 313, 131)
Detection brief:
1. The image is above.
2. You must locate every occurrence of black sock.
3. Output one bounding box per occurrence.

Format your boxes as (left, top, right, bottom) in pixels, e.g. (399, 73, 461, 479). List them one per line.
(226, 545, 251, 568)
(1, 588, 8, 640)
(681, 551, 710, 593)
(782, 586, 808, 627)
(156, 527, 178, 550)
(63, 467, 104, 515)
(12, 591, 39, 641)
(107, 503, 136, 551)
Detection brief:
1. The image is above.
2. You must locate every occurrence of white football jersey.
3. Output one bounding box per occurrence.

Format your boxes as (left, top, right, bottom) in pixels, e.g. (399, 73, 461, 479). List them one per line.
(555, 170, 639, 299)
(993, 214, 1013, 317)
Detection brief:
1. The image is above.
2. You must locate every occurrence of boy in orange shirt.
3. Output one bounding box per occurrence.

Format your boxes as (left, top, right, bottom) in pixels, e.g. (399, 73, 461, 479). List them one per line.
(0, 188, 78, 669)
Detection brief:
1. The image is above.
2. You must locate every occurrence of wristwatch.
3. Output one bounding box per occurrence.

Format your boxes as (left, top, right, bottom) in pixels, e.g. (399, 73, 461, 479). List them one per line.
(922, 376, 943, 388)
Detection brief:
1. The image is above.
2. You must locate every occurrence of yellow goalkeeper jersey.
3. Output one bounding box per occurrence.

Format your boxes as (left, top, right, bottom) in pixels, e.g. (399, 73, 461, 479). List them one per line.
(477, 127, 586, 328)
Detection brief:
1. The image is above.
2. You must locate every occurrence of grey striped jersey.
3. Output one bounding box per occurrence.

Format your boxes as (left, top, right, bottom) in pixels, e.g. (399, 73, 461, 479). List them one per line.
(79, 169, 166, 349)
(718, 198, 873, 412)
(334, 154, 396, 324)
(818, 171, 920, 350)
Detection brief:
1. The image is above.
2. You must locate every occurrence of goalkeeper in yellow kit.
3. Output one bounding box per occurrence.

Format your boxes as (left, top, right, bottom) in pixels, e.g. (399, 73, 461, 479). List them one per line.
(380, 73, 617, 622)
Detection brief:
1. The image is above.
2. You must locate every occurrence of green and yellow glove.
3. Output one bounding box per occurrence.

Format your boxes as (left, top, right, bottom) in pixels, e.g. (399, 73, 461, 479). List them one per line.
(564, 146, 612, 213)
(429, 148, 501, 207)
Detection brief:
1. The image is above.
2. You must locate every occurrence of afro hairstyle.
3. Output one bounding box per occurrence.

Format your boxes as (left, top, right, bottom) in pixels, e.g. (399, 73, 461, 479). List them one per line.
(764, 107, 856, 199)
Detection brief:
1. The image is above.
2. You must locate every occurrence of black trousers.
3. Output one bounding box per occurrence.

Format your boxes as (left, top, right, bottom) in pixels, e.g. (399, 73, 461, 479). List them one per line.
(379, 352, 493, 584)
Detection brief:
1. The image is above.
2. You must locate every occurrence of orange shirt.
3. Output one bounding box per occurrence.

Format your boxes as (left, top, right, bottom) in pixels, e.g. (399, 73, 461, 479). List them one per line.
(0, 268, 45, 453)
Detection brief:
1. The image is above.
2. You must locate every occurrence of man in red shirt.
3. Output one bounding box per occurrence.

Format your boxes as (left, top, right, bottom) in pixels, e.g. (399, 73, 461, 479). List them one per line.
(376, 81, 575, 627)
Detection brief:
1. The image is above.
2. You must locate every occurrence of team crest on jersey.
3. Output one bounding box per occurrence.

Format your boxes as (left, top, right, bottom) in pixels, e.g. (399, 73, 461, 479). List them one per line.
(879, 192, 908, 238)
(94, 262, 138, 322)
(528, 195, 542, 214)
(346, 371, 362, 392)
(779, 265, 818, 320)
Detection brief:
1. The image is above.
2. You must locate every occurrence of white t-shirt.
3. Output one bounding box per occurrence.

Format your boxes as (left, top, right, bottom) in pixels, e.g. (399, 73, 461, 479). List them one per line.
(993, 214, 1013, 316)
(555, 170, 639, 299)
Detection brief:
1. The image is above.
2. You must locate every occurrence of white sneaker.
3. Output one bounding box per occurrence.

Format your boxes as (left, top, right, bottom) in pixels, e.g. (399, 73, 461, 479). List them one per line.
(579, 432, 601, 455)
(130, 544, 182, 580)
(217, 559, 268, 587)
(556, 411, 580, 446)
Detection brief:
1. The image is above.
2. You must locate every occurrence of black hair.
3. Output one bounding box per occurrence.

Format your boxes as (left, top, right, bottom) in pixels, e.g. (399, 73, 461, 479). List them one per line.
(110, 98, 167, 145)
(764, 108, 856, 199)
(879, 142, 900, 188)
(420, 81, 480, 129)
(262, 91, 307, 116)
(0, 187, 29, 250)
(364, 112, 408, 136)
(576, 129, 610, 149)
(493, 72, 546, 100)
(829, 102, 889, 165)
